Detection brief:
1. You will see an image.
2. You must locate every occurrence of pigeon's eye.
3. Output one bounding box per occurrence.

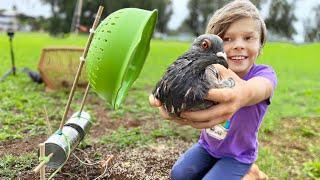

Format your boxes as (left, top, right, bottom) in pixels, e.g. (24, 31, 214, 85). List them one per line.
(201, 39, 211, 49)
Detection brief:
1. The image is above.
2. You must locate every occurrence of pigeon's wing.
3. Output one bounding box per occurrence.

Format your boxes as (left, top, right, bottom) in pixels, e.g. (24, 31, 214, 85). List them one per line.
(153, 54, 196, 116)
(153, 56, 192, 101)
(182, 65, 235, 111)
(205, 65, 235, 88)
(205, 65, 221, 88)
(163, 75, 210, 116)
(182, 74, 212, 111)
(153, 52, 231, 117)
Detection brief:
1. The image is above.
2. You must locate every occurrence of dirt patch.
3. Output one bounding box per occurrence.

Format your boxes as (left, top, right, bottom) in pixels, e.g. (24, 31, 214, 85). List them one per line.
(0, 136, 46, 158)
(89, 104, 144, 141)
(9, 94, 319, 179)
(16, 139, 191, 179)
(90, 106, 116, 139)
(4, 116, 318, 179)
(1, 93, 193, 179)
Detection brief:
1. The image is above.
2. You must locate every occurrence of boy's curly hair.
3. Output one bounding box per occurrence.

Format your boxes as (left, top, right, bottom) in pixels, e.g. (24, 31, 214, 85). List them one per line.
(206, 0, 267, 48)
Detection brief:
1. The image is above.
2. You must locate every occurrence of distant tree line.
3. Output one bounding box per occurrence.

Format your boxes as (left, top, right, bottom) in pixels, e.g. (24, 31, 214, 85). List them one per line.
(9, 0, 319, 42)
(181, 0, 319, 42)
(39, 0, 172, 36)
(264, 0, 297, 40)
(180, 0, 265, 36)
(303, 4, 320, 42)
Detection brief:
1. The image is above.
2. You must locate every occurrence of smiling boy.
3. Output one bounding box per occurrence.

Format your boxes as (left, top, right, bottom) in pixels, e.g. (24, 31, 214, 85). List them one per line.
(150, 0, 277, 179)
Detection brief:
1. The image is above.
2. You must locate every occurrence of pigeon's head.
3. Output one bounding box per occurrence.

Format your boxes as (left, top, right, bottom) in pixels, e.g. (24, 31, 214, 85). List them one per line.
(190, 34, 228, 68)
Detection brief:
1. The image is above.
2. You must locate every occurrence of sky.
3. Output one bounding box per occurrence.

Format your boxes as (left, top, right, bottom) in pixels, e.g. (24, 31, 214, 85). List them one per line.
(0, 0, 319, 43)
(0, 0, 51, 17)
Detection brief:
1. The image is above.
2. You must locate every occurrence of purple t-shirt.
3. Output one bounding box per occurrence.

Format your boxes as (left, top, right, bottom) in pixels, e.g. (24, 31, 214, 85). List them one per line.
(199, 64, 277, 164)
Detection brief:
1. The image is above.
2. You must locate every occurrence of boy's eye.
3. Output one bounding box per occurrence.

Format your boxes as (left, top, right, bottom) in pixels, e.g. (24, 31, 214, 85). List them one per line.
(245, 36, 254, 41)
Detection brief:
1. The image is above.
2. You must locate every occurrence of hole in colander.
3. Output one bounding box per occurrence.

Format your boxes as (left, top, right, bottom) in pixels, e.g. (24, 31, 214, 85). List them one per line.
(104, 39, 107, 42)
(100, 48, 104, 52)
(107, 30, 111, 33)
(111, 23, 115, 25)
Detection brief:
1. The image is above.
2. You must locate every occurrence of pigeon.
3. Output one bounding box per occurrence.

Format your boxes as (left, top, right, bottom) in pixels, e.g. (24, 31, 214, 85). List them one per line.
(21, 67, 43, 84)
(153, 34, 235, 118)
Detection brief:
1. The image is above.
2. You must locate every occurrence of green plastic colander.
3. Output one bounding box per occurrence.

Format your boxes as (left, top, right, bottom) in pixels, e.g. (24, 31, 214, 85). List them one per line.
(86, 8, 158, 109)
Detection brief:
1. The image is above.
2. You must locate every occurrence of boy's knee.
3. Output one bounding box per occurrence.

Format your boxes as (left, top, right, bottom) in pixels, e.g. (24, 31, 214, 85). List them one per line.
(171, 166, 185, 180)
(171, 165, 200, 180)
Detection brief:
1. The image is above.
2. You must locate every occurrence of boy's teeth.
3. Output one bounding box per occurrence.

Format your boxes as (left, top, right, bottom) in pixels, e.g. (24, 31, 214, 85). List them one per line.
(231, 56, 245, 60)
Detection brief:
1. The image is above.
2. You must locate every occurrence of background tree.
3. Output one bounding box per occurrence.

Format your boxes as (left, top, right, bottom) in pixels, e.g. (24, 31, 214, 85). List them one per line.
(151, 0, 173, 34)
(16, 14, 39, 31)
(250, 0, 267, 9)
(182, 0, 202, 36)
(265, 0, 297, 40)
(181, 0, 265, 36)
(304, 4, 320, 42)
(41, 0, 172, 36)
(181, 0, 228, 36)
(39, 0, 74, 35)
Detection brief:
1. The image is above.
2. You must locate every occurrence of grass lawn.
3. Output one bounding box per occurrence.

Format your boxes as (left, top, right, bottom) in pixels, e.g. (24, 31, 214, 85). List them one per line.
(0, 32, 319, 179)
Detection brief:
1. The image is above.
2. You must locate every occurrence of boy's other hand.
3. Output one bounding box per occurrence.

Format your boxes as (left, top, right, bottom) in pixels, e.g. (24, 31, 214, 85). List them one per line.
(148, 94, 162, 107)
(181, 64, 246, 129)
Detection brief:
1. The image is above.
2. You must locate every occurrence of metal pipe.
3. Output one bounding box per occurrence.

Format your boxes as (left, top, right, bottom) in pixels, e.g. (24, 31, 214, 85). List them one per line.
(44, 111, 91, 168)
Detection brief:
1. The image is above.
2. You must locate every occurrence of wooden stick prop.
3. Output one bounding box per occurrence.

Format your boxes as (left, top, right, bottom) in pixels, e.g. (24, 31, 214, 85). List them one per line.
(93, 155, 114, 180)
(43, 105, 52, 135)
(59, 6, 104, 131)
(33, 152, 54, 173)
(101, 155, 114, 168)
(79, 84, 90, 114)
(39, 143, 46, 180)
(33, 6, 103, 177)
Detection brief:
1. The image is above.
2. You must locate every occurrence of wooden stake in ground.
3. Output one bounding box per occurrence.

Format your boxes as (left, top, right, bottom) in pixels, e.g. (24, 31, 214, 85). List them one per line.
(30, 143, 48, 179)
(39, 143, 45, 180)
(33, 151, 53, 174)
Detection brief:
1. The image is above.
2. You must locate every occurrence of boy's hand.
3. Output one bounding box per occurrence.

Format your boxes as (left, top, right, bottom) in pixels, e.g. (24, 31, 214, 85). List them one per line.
(181, 64, 247, 129)
(148, 94, 190, 125)
(148, 94, 162, 107)
(149, 64, 249, 129)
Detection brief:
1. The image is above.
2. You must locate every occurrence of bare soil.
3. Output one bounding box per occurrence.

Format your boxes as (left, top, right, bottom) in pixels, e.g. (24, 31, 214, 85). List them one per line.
(0, 95, 192, 179)
(9, 138, 191, 179)
(2, 93, 317, 179)
(0, 136, 46, 157)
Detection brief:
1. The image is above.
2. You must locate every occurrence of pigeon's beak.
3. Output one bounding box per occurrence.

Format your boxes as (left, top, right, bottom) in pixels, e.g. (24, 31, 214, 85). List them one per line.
(216, 52, 227, 61)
